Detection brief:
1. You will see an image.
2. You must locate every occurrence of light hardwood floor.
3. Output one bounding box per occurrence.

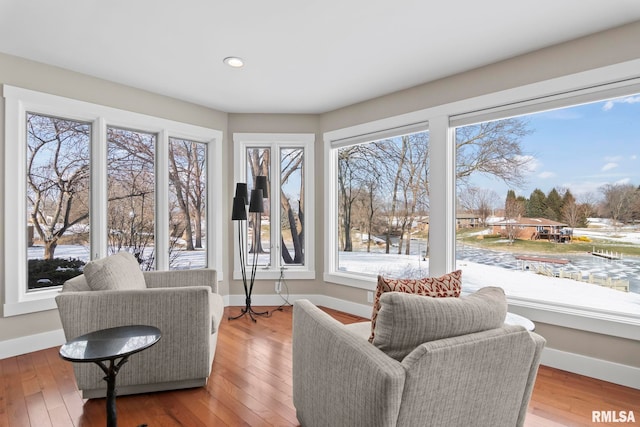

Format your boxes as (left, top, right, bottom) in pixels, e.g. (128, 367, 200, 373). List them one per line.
(1, 306, 638, 426)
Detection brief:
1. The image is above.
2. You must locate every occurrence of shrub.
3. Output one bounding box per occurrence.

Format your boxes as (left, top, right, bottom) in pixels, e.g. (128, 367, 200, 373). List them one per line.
(28, 258, 85, 289)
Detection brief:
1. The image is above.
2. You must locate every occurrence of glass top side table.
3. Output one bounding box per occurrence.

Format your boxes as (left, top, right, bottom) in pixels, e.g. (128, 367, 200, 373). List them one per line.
(60, 325, 161, 427)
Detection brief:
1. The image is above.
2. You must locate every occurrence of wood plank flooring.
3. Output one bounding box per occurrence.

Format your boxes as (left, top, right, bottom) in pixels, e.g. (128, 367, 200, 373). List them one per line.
(1, 305, 638, 426)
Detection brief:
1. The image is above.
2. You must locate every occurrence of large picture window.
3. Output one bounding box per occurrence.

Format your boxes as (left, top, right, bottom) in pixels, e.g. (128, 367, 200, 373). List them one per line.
(455, 91, 640, 318)
(336, 131, 430, 277)
(324, 78, 640, 334)
(233, 133, 315, 280)
(3, 85, 222, 316)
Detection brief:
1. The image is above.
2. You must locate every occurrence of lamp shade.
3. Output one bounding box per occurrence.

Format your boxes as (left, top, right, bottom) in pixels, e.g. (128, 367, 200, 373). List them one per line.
(231, 196, 247, 220)
(255, 175, 268, 199)
(235, 183, 249, 205)
(249, 189, 264, 213)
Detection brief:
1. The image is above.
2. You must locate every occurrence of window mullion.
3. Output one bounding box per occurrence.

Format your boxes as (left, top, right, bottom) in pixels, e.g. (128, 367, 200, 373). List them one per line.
(271, 143, 281, 269)
(155, 130, 169, 270)
(91, 117, 108, 260)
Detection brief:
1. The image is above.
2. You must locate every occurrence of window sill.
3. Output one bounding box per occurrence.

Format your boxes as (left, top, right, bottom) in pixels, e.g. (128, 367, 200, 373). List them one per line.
(324, 272, 640, 341)
(3, 287, 60, 317)
(233, 269, 315, 281)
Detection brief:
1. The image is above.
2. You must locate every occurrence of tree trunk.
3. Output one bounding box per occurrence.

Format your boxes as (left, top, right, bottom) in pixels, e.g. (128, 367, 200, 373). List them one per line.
(44, 239, 58, 260)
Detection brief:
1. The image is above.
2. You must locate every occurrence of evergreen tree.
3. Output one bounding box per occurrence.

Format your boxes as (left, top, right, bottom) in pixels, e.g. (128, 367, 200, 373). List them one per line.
(527, 188, 547, 217)
(546, 188, 563, 221)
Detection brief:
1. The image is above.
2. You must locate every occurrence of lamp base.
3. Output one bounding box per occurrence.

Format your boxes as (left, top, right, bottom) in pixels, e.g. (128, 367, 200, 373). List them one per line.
(228, 297, 269, 322)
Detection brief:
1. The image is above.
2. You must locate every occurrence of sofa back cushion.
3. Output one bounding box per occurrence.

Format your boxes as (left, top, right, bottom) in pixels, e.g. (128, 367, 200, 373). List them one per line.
(370, 271, 462, 342)
(372, 286, 507, 361)
(83, 251, 146, 291)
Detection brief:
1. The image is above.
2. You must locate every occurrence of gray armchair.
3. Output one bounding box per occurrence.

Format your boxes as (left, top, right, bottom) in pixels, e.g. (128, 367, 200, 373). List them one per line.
(56, 268, 224, 398)
(293, 288, 545, 427)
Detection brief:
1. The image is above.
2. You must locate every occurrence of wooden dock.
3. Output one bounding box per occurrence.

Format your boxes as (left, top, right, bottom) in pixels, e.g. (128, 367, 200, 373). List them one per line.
(590, 248, 622, 260)
(515, 255, 569, 265)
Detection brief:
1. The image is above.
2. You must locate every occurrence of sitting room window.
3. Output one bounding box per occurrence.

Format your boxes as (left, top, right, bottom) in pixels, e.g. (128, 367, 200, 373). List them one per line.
(3, 85, 222, 316)
(453, 85, 640, 323)
(324, 122, 430, 289)
(233, 133, 315, 280)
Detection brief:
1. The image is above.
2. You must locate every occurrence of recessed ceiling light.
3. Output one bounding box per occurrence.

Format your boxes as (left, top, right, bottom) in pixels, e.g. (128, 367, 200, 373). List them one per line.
(223, 57, 244, 68)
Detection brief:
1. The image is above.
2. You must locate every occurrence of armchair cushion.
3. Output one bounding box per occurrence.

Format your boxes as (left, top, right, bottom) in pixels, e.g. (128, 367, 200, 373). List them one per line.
(83, 251, 146, 291)
(373, 286, 507, 361)
(370, 270, 462, 342)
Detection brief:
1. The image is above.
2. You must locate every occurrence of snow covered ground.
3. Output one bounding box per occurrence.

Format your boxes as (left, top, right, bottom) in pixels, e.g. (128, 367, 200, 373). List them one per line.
(339, 250, 640, 317)
(29, 225, 640, 318)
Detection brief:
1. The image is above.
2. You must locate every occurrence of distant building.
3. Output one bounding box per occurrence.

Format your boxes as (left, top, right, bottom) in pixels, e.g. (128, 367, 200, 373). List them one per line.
(456, 212, 482, 228)
(492, 217, 571, 242)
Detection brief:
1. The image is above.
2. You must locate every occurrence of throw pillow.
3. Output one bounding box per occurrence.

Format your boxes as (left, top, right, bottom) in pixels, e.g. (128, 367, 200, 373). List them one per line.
(372, 286, 507, 361)
(83, 251, 146, 291)
(369, 270, 462, 342)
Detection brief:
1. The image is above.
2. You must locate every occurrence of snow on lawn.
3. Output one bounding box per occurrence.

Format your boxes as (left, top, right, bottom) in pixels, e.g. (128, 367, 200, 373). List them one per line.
(339, 251, 640, 317)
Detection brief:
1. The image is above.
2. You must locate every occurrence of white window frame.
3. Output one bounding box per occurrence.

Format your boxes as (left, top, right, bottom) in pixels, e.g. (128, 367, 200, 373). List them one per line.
(323, 59, 640, 340)
(233, 133, 315, 280)
(3, 85, 223, 316)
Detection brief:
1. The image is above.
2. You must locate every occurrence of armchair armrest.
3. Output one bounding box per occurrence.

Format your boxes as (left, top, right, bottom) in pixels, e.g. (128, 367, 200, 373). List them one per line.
(292, 300, 405, 427)
(143, 268, 218, 293)
(55, 286, 213, 392)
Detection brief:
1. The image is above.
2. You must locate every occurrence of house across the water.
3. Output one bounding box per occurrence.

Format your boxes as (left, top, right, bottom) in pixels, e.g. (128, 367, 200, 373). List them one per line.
(492, 217, 571, 242)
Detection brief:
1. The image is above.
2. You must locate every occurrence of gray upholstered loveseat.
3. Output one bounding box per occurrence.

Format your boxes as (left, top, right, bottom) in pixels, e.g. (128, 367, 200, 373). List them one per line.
(292, 287, 545, 427)
(55, 253, 224, 398)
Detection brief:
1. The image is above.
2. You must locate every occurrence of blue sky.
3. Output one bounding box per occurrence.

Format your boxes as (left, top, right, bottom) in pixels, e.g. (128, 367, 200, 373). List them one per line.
(468, 93, 640, 203)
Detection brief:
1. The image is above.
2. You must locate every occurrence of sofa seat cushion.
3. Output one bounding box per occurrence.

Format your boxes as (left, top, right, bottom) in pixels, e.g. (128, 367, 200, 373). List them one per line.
(373, 286, 507, 361)
(370, 270, 462, 342)
(83, 251, 146, 291)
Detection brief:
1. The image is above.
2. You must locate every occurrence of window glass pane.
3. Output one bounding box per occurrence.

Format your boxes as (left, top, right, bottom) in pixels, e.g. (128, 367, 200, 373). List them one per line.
(26, 113, 90, 289)
(456, 93, 640, 315)
(281, 148, 305, 265)
(107, 127, 156, 270)
(168, 137, 207, 270)
(337, 131, 430, 277)
(247, 147, 270, 267)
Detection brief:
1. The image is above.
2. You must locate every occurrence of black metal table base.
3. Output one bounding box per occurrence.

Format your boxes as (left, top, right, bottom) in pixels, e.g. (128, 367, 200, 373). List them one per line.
(96, 356, 129, 427)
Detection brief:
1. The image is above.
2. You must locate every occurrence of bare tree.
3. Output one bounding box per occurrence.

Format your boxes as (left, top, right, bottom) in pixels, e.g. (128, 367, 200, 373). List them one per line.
(168, 139, 207, 251)
(247, 148, 270, 254)
(458, 186, 499, 226)
(26, 114, 90, 260)
(599, 183, 638, 231)
(338, 146, 367, 251)
(280, 148, 304, 264)
(107, 127, 156, 269)
(504, 190, 525, 243)
(456, 118, 533, 188)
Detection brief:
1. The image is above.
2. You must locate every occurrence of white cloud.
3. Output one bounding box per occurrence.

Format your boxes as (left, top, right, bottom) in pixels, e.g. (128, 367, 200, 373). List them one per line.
(632, 155, 637, 160)
(561, 180, 605, 196)
(615, 177, 631, 185)
(601, 162, 618, 172)
(538, 171, 555, 179)
(602, 95, 640, 111)
(515, 155, 540, 174)
(604, 155, 623, 162)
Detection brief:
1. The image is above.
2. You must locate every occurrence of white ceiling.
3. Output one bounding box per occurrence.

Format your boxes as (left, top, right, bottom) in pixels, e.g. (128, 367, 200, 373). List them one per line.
(2, 1, 640, 114)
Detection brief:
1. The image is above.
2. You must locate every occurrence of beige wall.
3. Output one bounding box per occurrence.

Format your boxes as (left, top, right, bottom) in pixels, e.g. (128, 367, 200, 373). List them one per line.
(1, 20, 639, 374)
(225, 114, 325, 297)
(316, 21, 640, 370)
(0, 53, 228, 343)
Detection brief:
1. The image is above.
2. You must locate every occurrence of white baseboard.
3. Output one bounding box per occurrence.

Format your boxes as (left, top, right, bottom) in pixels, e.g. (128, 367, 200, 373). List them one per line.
(226, 293, 373, 318)
(0, 328, 66, 359)
(541, 347, 640, 390)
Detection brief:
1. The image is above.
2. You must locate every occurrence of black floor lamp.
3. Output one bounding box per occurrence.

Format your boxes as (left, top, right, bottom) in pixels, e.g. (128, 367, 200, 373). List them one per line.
(229, 176, 269, 322)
